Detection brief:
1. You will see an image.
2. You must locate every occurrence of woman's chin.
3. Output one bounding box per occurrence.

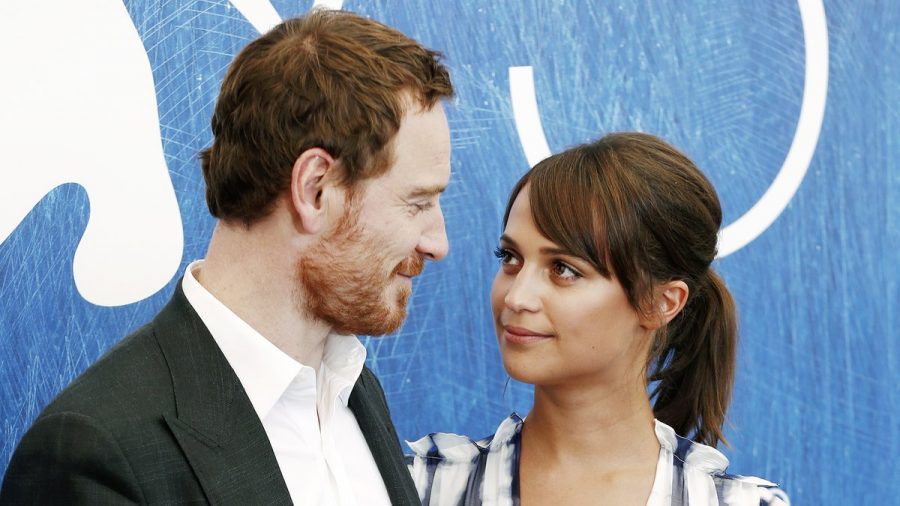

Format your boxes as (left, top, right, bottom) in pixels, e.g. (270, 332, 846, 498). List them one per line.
(500, 355, 551, 386)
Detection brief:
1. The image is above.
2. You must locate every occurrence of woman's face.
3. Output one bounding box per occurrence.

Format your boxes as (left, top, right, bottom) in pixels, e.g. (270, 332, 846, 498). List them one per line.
(490, 185, 651, 388)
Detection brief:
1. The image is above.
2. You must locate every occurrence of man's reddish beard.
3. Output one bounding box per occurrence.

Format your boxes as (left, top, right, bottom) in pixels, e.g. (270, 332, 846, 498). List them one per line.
(296, 199, 425, 336)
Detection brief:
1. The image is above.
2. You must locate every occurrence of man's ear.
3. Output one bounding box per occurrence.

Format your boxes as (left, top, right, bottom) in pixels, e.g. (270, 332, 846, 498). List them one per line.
(640, 280, 689, 331)
(289, 148, 338, 235)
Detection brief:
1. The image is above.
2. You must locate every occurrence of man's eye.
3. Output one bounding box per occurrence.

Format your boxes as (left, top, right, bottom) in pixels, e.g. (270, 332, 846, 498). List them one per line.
(410, 201, 434, 214)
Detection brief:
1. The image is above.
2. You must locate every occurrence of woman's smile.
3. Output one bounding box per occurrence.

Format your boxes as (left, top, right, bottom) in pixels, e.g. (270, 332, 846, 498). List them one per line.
(502, 324, 555, 345)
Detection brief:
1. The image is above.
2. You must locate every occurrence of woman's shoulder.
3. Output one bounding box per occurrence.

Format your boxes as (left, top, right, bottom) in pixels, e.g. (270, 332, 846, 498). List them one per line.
(406, 413, 524, 504)
(406, 412, 523, 463)
(712, 473, 791, 506)
(653, 420, 790, 505)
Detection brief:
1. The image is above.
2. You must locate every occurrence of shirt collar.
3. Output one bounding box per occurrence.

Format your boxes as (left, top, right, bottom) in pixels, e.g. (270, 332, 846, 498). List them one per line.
(181, 260, 367, 419)
(321, 329, 368, 406)
(653, 419, 729, 473)
(464, 413, 731, 474)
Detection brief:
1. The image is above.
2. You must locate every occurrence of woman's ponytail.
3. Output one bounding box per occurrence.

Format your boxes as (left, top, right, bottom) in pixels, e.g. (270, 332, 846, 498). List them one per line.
(650, 269, 737, 447)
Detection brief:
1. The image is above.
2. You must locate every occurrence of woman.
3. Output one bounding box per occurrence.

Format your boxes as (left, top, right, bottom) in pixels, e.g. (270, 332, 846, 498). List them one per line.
(407, 133, 789, 505)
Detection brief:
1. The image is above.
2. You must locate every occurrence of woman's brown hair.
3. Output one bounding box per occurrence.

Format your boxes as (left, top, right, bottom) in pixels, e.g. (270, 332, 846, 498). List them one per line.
(502, 132, 737, 447)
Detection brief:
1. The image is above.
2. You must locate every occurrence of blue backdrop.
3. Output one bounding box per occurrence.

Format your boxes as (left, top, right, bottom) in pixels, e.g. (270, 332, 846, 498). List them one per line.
(1, 1, 897, 504)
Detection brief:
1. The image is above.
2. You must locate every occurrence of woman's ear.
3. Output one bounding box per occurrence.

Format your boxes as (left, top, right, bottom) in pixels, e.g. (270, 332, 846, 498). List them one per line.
(640, 280, 689, 330)
(289, 148, 338, 235)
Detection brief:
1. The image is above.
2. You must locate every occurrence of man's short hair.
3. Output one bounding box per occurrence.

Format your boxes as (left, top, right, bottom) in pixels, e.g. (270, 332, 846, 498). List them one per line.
(200, 9, 454, 225)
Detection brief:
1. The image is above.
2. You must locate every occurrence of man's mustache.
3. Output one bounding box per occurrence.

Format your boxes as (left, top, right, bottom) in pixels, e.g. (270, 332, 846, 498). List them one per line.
(395, 256, 425, 278)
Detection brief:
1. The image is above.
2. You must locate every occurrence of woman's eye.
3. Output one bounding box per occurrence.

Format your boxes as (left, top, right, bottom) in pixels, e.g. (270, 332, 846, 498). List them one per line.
(552, 261, 581, 280)
(493, 247, 518, 265)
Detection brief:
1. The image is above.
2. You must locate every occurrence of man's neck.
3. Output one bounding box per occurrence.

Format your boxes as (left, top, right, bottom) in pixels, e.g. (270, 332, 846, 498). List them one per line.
(197, 222, 332, 370)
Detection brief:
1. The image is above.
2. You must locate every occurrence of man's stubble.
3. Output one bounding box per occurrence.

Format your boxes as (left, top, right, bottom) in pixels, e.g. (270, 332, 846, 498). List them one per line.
(296, 196, 424, 336)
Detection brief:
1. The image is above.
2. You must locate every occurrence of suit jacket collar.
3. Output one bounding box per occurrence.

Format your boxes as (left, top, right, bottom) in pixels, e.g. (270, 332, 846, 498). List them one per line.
(153, 282, 292, 505)
(152, 281, 419, 505)
(349, 369, 421, 505)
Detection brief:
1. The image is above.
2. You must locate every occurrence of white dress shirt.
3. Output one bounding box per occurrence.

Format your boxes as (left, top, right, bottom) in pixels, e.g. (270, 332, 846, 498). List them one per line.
(181, 260, 392, 506)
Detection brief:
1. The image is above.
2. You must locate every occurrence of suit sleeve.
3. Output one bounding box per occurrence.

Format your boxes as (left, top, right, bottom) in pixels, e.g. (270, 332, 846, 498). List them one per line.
(1, 412, 144, 505)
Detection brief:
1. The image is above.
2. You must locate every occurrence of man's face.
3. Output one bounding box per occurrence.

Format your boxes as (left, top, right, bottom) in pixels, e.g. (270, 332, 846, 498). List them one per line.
(297, 102, 451, 336)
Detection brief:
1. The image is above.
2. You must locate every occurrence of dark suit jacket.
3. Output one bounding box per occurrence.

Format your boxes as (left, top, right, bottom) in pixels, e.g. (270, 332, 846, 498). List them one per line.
(1, 283, 420, 505)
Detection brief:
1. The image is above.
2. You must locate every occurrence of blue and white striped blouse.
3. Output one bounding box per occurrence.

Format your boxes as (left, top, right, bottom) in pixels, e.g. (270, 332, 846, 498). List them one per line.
(407, 413, 789, 506)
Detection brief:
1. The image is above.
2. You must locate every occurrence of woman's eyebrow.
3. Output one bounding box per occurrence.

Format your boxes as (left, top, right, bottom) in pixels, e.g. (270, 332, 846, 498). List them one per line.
(500, 235, 574, 258)
(539, 246, 573, 256)
(498, 234, 517, 247)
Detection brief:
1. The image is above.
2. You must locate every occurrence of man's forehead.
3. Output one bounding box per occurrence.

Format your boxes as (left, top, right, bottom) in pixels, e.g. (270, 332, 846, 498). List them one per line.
(365, 101, 451, 197)
(356, 161, 449, 199)
(397, 102, 450, 150)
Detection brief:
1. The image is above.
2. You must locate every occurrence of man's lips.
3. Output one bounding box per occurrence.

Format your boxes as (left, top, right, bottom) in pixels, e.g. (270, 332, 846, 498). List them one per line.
(502, 325, 554, 344)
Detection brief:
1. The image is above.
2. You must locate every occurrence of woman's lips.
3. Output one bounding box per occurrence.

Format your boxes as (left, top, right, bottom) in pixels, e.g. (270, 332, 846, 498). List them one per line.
(503, 325, 553, 344)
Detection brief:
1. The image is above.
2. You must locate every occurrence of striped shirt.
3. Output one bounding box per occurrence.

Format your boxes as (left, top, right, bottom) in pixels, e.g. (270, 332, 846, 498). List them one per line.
(407, 413, 789, 506)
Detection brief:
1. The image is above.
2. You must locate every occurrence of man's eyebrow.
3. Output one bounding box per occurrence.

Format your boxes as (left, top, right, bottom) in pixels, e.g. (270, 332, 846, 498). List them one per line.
(406, 184, 447, 199)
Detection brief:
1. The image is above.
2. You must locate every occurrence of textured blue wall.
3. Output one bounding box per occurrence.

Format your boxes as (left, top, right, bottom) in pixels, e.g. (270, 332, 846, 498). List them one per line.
(1, 1, 897, 504)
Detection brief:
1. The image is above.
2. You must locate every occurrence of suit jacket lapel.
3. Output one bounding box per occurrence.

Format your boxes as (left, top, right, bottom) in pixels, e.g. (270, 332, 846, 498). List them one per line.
(349, 368, 421, 506)
(153, 283, 292, 505)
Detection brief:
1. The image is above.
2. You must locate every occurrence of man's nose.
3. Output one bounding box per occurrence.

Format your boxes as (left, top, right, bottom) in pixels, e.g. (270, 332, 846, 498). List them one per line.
(416, 205, 449, 261)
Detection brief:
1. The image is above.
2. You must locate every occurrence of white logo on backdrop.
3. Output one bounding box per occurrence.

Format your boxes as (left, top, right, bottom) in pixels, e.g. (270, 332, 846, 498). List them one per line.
(0, 0, 338, 307)
(510, 0, 829, 258)
(0, 0, 182, 307)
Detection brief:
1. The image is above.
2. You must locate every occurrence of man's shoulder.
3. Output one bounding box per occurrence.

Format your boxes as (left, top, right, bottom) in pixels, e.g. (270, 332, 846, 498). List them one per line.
(42, 320, 174, 424)
(2, 315, 212, 505)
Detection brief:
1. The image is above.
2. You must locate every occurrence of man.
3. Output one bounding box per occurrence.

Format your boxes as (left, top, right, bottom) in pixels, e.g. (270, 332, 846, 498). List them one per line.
(2, 9, 453, 505)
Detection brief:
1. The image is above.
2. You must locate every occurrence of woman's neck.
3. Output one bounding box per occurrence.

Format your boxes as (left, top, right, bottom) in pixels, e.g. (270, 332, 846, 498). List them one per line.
(522, 376, 659, 472)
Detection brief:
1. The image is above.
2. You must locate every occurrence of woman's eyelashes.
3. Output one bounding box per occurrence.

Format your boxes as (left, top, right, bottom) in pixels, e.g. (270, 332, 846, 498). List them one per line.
(551, 261, 582, 281)
(493, 247, 519, 266)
